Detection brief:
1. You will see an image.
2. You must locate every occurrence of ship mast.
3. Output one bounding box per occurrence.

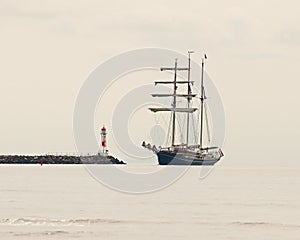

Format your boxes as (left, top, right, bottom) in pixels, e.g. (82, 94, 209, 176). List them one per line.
(150, 58, 197, 148)
(199, 54, 207, 150)
(171, 59, 178, 146)
(186, 51, 194, 146)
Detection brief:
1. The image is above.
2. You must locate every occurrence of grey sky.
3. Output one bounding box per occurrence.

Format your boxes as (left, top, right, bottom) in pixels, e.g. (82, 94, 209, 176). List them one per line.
(0, 0, 299, 165)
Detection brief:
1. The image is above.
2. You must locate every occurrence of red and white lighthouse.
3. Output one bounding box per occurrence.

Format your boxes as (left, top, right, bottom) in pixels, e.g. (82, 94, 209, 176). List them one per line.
(100, 125, 107, 154)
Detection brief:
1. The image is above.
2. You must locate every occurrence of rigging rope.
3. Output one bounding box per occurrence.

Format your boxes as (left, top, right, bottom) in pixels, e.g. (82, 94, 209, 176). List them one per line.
(204, 103, 211, 144)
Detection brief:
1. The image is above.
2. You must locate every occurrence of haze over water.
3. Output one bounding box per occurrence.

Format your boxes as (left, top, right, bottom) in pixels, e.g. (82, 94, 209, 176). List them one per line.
(0, 164, 299, 240)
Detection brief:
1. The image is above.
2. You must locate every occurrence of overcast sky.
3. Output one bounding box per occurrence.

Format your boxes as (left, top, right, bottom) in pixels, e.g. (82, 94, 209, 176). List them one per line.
(0, 0, 299, 165)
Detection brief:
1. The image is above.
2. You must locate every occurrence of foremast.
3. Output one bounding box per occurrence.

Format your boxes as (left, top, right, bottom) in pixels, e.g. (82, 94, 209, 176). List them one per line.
(171, 59, 177, 146)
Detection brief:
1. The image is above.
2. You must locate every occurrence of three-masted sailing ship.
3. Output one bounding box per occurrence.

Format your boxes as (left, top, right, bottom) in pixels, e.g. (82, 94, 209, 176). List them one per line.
(142, 53, 224, 165)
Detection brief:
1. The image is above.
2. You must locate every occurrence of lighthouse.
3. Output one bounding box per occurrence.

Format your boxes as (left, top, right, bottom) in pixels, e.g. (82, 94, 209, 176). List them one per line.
(100, 125, 107, 154)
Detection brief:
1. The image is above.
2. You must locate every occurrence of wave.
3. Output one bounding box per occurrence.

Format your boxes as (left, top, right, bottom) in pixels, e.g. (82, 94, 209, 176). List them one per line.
(0, 217, 122, 226)
(2, 218, 299, 229)
(231, 221, 300, 228)
(12, 230, 73, 237)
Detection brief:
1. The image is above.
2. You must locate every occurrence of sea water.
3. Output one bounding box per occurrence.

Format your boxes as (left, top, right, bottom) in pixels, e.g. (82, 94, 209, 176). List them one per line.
(0, 164, 299, 239)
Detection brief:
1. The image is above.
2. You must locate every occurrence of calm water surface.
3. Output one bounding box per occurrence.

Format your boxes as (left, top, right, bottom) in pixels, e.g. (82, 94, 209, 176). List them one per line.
(0, 164, 299, 239)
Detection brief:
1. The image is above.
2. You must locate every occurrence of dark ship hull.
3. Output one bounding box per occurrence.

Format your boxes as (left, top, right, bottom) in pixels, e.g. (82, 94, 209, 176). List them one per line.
(157, 150, 220, 166)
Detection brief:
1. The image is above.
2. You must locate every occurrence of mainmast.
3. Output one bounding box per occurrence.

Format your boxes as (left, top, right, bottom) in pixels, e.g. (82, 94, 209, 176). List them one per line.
(199, 54, 207, 150)
(171, 59, 178, 146)
(186, 51, 194, 146)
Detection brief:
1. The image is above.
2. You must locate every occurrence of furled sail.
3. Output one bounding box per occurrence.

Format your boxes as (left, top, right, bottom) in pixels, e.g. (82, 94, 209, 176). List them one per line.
(151, 94, 196, 98)
(149, 107, 198, 113)
(155, 81, 194, 85)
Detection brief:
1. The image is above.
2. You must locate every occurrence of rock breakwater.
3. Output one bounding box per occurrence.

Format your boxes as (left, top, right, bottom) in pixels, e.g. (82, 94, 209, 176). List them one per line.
(0, 154, 126, 164)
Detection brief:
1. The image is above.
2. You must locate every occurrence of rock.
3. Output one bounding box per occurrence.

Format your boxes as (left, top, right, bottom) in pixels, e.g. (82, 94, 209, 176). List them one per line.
(0, 155, 126, 164)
